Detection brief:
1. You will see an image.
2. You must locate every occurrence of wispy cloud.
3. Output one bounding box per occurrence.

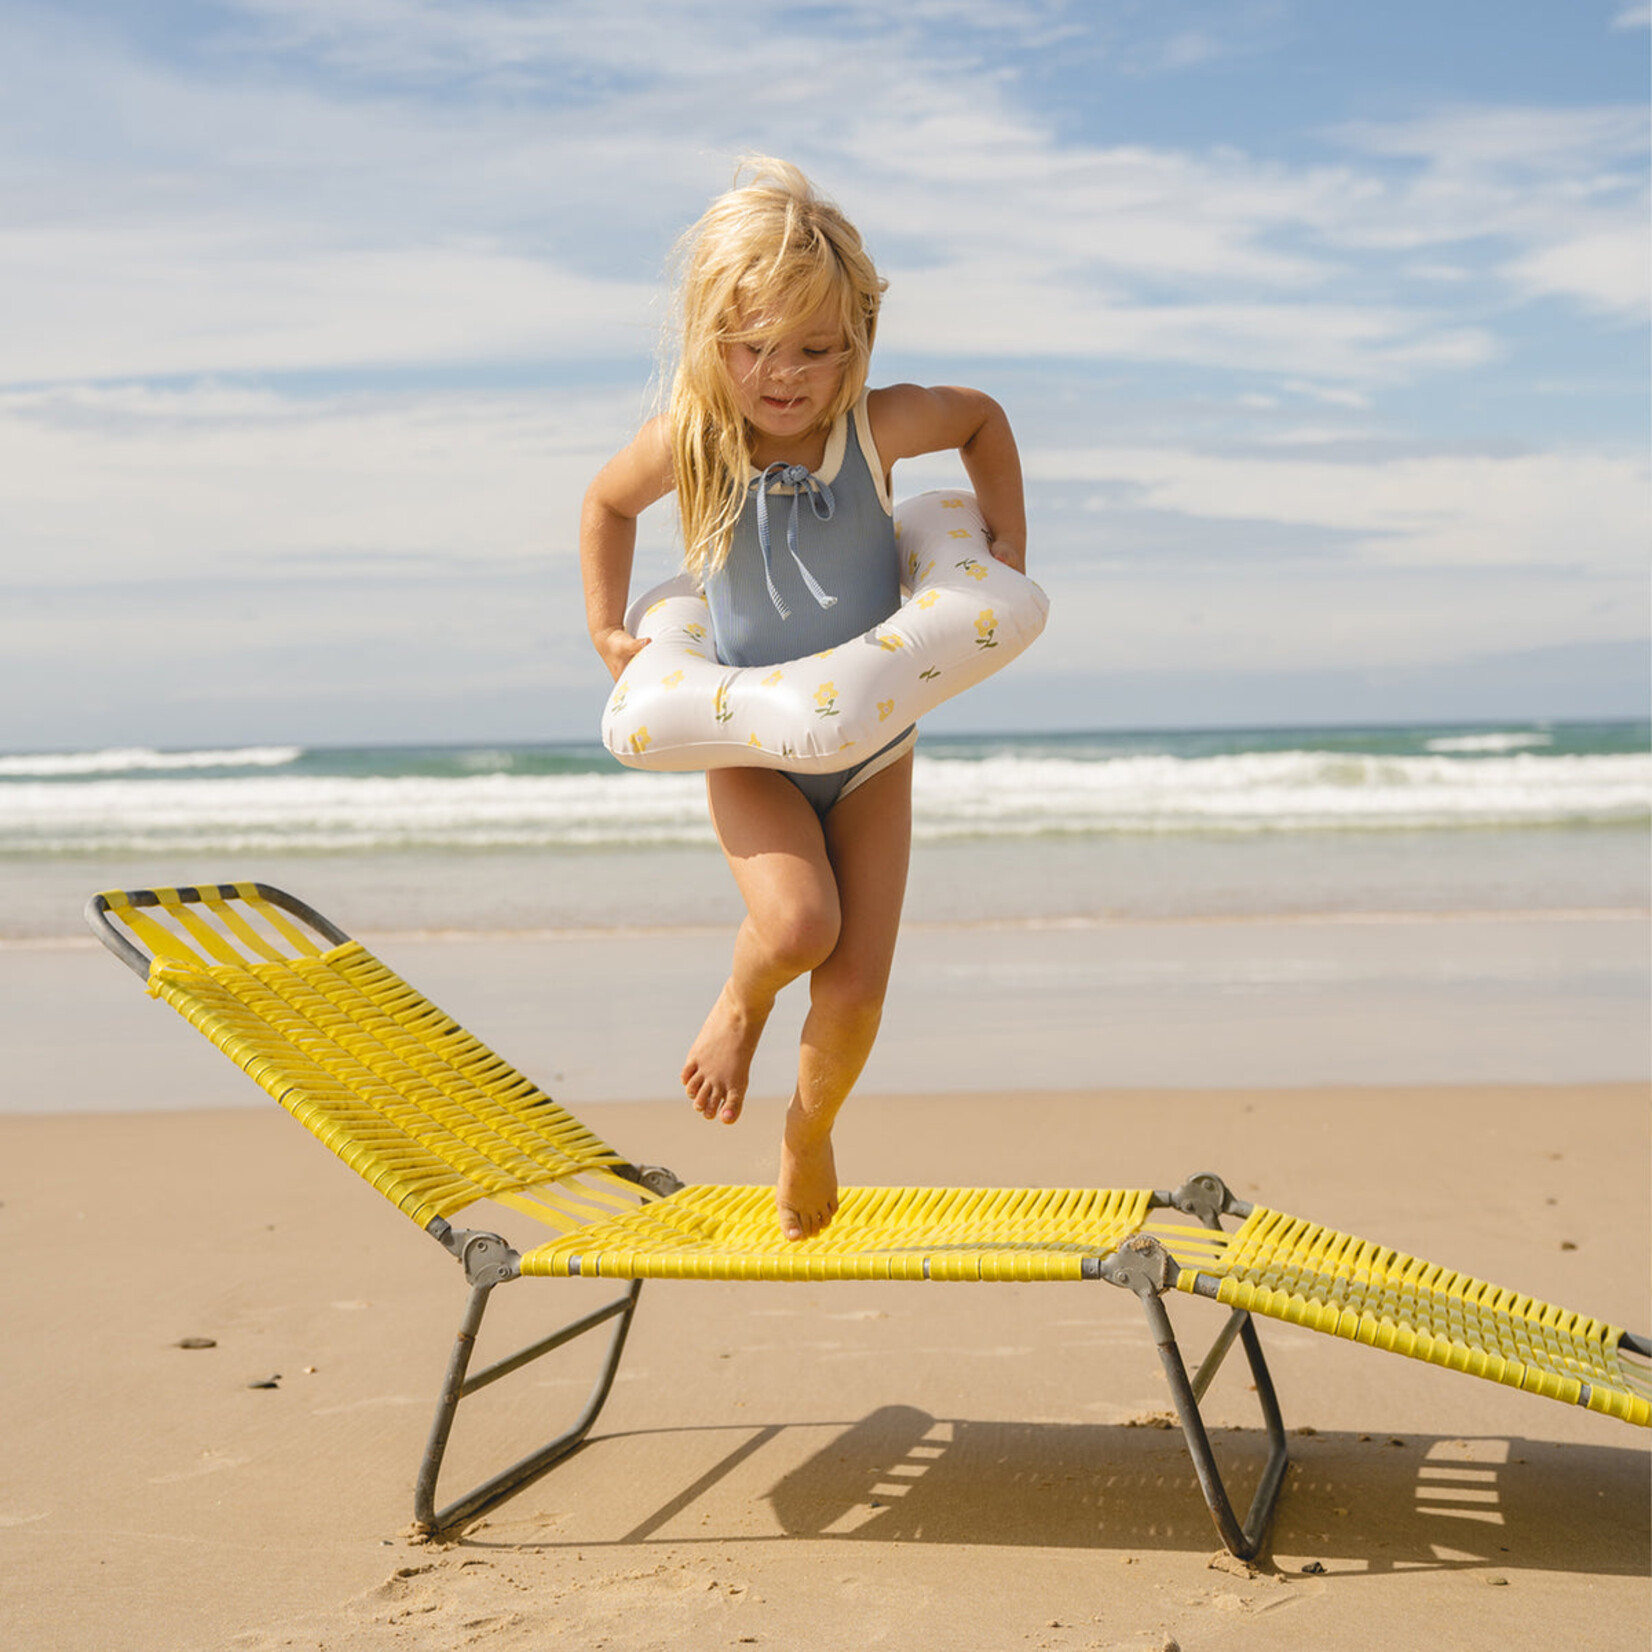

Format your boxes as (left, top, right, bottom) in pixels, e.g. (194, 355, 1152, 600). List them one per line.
(2, 225, 661, 382)
(1034, 440, 1649, 574)
(1, 0, 1644, 740)
(0, 382, 664, 585)
(6, 4, 1644, 390)
(1327, 105, 1650, 319)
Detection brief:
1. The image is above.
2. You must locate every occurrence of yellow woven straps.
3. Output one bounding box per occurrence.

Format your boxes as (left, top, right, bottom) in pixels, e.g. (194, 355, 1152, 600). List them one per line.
(99, 884, 329, 974)
(1182, 1207, 1652, 1427)
(146, 937, 633, 1231)
(521, 1185, 1159, 1282)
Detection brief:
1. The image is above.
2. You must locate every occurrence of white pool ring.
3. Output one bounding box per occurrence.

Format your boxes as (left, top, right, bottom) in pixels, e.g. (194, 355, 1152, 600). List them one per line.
(602, 490, 1048, 774)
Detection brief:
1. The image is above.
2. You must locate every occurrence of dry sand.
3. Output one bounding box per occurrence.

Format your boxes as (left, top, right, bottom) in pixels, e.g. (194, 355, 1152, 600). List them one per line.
(4, 1078, 1648, 1651)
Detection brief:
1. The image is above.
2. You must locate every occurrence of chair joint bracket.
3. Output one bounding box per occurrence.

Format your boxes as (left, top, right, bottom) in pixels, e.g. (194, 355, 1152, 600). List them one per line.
(1170, 1172, 1251, 1227)
(616, 1162, 686, 1198)
(1097, 1233, 1178, 1298)
(434, 1225, 521, 1287)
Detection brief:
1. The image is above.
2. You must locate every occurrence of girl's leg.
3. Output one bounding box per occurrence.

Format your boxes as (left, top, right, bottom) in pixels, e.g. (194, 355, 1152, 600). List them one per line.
(682, 767, 841, 1124)
(778, 751, 914, 1240)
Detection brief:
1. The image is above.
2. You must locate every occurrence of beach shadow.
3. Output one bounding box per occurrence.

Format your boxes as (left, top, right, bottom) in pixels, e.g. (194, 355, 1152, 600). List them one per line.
(761, 1406, 1650, 1575)
(469, 1408, 1647, 1576)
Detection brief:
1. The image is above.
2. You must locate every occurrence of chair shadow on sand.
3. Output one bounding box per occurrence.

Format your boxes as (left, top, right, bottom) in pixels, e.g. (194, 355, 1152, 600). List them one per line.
(490, 1405, 1648, 1577)
(761, 1405, 1649, 1575)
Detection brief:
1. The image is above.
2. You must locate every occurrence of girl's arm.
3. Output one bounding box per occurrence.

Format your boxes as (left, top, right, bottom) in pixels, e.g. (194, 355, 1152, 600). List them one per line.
(580, 416, 676, 681)
(867, 385, 1027, 572)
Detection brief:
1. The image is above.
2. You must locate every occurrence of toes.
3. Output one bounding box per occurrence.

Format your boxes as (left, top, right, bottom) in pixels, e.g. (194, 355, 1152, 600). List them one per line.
(682, 1066, 720, 1118)
(777, 1199, 836, 1241)
(718, 1093, 743, 1125)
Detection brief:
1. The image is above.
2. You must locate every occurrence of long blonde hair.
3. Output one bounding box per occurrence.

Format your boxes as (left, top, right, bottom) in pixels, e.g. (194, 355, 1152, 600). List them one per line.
(667, 157, 885, 578)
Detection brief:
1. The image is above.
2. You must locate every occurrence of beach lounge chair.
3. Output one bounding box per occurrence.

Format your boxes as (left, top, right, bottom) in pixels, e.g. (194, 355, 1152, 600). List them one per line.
(86, 882, 1651, 1559)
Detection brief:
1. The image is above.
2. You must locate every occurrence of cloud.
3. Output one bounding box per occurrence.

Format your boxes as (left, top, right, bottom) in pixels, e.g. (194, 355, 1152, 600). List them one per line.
(1506, 224, 1651, 317)
(1031, 440, 1649, 574)
(0, 226, 661, 384)
(1335, 104, 1647, 171)
(0, 381, 674, 585)
(5, 4, 1645, 397)
(1032, 558, 1643, 680)
(882, 273, 1496, 381)
(1327, 105, 1650, 321)
(0, 1, 1643, 741)
(208, 0, 1170, 87)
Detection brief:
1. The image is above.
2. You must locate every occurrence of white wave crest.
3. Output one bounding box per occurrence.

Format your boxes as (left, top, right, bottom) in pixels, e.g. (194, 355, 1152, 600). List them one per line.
(0, 770, 715, 853)
(909, 749, 1651, 836)
(1424, 732, 1553, 754)
(0, 748, 1646, 853)
(0, 745, 304, 778)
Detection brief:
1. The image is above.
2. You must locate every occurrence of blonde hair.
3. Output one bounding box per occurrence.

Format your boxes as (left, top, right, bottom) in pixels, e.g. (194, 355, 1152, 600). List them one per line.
(667, 156, 885, 578)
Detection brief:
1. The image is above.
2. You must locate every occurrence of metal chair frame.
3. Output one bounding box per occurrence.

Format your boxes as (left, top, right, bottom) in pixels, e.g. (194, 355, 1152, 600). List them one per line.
(86, 882, 1645, 1558)
(408, 1172, 1287, 1553)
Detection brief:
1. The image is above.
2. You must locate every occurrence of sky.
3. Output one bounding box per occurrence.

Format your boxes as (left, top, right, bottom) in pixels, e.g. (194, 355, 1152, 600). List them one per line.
(1, 0, 1647, 750)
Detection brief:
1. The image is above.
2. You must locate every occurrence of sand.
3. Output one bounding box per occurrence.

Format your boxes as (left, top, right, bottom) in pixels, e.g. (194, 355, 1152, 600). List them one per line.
(2, 925, 1648, 1650)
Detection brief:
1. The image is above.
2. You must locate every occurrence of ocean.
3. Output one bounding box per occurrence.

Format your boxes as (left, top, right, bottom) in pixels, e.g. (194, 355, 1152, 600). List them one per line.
(2, 720, 1646, 939)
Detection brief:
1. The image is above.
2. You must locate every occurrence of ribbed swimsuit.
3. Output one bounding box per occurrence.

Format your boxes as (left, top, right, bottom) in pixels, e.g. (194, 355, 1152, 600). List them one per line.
(703, 393, 916, 818)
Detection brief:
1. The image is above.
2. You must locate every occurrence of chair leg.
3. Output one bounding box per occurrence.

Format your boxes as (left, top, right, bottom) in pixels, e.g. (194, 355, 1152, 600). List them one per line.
(1145, 1297, 1289, 1559)
(1100, 1236, 1289, 1560)
(412, 1277, 643, 1537)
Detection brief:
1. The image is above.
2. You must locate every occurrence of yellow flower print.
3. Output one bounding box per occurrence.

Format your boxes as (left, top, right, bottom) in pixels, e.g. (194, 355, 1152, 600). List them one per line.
(948, 527, 972, 540)
(761, 669, 785, 688)
(876, 629, 905, 652)
(814, 681, 840, 718)
(713, 684, 732, 724)
(956, 557, 989, 582)
(877, 699, 895, 721)
(628, 726, 652, 754)
(916, 590, 941, 610)
(975, 608, 999, 649)
(941, 496, 964, 508)
(660, 669, 685, 688)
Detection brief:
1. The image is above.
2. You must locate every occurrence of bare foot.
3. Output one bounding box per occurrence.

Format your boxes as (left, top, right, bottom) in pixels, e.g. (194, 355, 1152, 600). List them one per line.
(777, 1101, 839, 1241)
(681, 981, 767, 1124)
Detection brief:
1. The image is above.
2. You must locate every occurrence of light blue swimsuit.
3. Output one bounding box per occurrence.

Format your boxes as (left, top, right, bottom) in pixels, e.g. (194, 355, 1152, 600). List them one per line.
(703, 396, 915, 817)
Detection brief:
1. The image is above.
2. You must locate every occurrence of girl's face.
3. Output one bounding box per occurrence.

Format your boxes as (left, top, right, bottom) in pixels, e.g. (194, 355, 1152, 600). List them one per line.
(723, 298, 848, 452)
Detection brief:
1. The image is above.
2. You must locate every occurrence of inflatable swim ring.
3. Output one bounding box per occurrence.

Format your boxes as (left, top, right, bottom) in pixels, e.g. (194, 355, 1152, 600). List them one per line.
(602, 491, 1048, 774)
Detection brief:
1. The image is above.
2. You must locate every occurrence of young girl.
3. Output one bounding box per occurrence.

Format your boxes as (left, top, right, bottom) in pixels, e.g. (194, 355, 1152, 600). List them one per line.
(580, 157, 1026, 1242)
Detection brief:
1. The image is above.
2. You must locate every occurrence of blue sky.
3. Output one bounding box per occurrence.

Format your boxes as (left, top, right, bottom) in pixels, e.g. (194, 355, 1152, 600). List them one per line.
(1, 0, 1646, 748)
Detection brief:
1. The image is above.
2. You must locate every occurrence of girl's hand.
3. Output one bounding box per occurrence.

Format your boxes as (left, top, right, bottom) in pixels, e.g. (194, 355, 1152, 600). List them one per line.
(985, 532, 1026, 574)
(596, 626, 649, 682)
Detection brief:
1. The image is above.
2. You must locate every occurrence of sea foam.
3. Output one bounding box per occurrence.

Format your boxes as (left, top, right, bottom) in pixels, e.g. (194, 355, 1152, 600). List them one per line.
(2, 743, 1645, 854)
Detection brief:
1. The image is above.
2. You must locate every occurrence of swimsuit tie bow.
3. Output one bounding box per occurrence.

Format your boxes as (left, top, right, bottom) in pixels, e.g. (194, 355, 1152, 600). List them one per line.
(753, 462, 837, 620)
